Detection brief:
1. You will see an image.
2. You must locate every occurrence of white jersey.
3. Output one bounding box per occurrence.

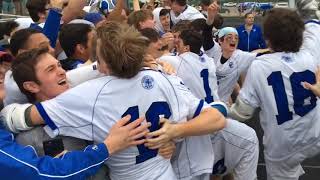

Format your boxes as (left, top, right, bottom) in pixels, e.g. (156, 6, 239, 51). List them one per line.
(211, 119, 258, 180)
(170, 5, 205, 25)
(239, 51, 320, 161)
(204, 41, 221, 63)
(38, 69, 210, 180)
(160, 52, 218, 179)
(160, 52, 219, 102)
(301, 19, 320, 60)
(206, 45, 257, 103)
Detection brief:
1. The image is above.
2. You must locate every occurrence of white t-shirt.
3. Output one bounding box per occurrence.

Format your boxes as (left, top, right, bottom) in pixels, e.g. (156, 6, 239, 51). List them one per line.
(170, 5, 205, 25)
(238, 51, 320, 161)
(37, 69, 209, 180)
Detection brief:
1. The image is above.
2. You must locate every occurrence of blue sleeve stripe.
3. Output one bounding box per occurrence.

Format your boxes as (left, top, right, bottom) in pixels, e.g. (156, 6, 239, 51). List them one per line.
(193, 100, 204, 118)
(305, 20, 320, 25)
(211, 104, 228, 117)
(35, 103, 58, 131)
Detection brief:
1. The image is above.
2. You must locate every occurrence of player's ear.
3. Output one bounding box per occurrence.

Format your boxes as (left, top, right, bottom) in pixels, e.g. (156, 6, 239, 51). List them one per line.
(185, 45, 190, 52)
(76, 44, 86, 55)
(23, 81, 40, 94)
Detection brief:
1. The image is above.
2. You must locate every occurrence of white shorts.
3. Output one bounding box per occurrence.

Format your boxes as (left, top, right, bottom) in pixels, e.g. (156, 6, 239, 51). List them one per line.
(211, 119, 259, 180)
(265, 139, 320, 180)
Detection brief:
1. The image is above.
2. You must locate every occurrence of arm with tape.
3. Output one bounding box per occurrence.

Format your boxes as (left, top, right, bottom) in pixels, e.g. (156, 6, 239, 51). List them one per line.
(229, 97, 256, 122)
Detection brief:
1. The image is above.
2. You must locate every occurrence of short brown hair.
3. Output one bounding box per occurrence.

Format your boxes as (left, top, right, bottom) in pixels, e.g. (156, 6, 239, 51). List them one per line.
(127, 10, 153, 30)
(263, 8, 304, 53)
(244, 12, 253, 18)
(11, 48, 49, 102)
(171, 20, 191, 33)
(26, 0, 50, 22)
(96, 22, 149, 78)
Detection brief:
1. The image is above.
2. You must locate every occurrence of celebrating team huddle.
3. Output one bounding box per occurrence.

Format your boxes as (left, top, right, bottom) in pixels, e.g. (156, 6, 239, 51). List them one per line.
(0, 0, 320, 179)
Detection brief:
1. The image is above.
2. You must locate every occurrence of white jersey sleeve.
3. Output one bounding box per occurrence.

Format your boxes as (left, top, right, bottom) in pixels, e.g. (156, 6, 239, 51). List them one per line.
(3, 70, 28, 106)
(301, 20, 320, 62)
(238, 61, 261, 108)
(38, 76, 110, 140)
(204, 41, 221, 64)
(66, 62, 103, 88)
(158, 55, 181, 70)
(170, 5, 205, 25)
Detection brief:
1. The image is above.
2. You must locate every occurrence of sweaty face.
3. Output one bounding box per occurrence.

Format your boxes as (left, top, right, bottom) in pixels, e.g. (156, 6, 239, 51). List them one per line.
(35, 53, 69, 100)
(220, 33, 239, 53)
(160, 14, 170, 32)
(25, 33, 55, 56)
(140, 17, 156, 29)
(245, 14, 254, 26)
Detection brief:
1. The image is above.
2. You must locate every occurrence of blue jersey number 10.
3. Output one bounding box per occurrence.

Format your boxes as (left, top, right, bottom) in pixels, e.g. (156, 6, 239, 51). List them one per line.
(122, 102, 171, 164)
(267, 70, 317, 125)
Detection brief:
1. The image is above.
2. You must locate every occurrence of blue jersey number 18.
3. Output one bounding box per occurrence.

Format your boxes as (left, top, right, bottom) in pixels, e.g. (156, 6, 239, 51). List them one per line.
(267, 70, 317, 125)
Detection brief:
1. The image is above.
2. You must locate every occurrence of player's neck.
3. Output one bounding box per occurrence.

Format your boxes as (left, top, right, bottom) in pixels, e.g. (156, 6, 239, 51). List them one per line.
(222, 50, 233, 59)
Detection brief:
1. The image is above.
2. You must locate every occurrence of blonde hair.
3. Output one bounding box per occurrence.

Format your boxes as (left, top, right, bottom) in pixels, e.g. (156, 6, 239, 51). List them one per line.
(96, 22, 150, 78)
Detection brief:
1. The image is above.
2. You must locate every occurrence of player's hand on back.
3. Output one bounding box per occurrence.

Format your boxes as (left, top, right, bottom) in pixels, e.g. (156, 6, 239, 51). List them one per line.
(145, 118, 178, 149)
(303, 66, 320, 97)
(158, 141, 176, 159)
(104, 115, 151, 155)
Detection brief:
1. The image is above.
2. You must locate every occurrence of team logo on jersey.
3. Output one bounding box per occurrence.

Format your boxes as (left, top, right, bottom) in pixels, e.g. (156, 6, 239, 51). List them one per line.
(229, 62, 234, 68)
(282, 55, 293, 63)
(199, 56, 206, 62)
(212, 158, 227, 175)
(141, 75, 154, 90)
(199, 51, 206, 62)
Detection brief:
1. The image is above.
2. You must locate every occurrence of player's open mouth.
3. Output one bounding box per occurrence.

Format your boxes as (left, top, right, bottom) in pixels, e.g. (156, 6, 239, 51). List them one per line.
(230, 43, 236, 47)
(58, 79, 67, 85)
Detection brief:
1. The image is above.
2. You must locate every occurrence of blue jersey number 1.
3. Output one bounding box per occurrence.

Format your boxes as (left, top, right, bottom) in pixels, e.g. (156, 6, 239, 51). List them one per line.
(267, 70, 317, 125)
(200, 69, 214, 103)
(122, 102, 171, 164)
